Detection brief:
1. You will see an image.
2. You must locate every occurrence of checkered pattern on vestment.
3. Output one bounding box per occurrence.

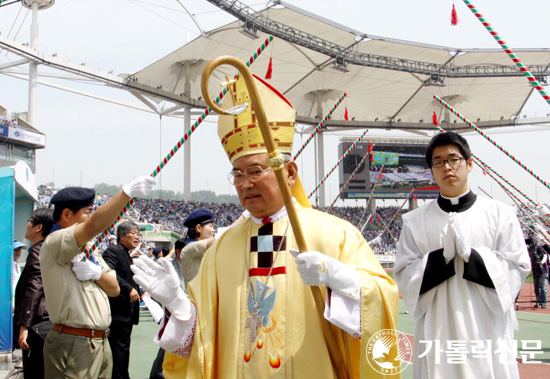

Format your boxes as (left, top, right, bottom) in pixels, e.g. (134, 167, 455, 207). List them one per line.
(249, 223, 287, 277)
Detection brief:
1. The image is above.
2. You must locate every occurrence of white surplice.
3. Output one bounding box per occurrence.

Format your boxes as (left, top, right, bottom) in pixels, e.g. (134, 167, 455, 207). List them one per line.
(395, 192, 531, 379)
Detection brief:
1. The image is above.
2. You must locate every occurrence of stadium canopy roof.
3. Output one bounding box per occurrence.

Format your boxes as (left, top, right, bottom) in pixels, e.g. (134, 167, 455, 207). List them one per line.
(131, 0, 550, 134)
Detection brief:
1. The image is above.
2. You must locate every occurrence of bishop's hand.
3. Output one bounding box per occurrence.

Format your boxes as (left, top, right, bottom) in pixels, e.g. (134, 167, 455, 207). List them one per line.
(450, 213, 471, 262)
(289, 249, 361, 298)
(131, 256, 192, 320)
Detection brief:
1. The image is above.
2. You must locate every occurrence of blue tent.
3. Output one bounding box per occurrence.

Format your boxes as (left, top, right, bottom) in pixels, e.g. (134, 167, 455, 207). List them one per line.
(0, 162, 37, 353)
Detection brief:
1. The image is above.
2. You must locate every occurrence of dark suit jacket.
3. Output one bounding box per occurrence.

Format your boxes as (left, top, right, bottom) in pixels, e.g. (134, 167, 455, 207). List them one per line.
(13, 241, 48, 347)
(102, 243, 141, 324)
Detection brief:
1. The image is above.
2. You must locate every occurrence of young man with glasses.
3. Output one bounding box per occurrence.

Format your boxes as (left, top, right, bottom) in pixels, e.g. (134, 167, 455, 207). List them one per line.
(131, 74, 399, 378)
(395, 131, 531, 378)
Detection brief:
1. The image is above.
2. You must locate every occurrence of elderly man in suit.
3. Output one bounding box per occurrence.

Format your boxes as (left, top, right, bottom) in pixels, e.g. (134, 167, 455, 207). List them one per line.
(103, 221, 144, 379)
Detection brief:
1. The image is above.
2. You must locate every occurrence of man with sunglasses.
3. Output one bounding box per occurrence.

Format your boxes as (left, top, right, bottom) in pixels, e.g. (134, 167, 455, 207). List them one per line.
(395, 131, 530, 378)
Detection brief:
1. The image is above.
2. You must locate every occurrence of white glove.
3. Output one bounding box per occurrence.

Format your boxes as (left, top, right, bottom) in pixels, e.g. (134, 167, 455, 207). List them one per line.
(535, 204, 550, 221)
(369, 234, 383, 246)
(131, 256, 191, 320)
(533, 223, 550, 244)
(450, 214, 471, 262)
(123, 176, 156, 198)
(289, 249, 361, 298)
(442, 217, 456, 264)
(72, 255, 102, 281)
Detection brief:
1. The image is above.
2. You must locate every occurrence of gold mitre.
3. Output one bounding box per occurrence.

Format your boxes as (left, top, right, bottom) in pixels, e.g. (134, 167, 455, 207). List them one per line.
(218, 73, 311, 209)
(218, 74, 295, 163)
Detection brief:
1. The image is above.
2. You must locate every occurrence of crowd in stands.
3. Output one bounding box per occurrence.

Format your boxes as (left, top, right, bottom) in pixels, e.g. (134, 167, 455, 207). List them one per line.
(39, 187, 546, 256)
(323, 205, 407, 254)
(36, 186, 412, 255)
(131, 198, 243, 235)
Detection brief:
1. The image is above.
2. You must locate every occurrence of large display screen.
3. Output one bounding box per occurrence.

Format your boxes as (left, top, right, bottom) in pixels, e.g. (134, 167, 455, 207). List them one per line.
(338, 141, 440, 199)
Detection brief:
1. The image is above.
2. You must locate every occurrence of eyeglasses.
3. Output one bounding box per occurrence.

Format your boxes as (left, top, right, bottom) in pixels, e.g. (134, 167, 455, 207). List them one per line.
(431, 157, 465, 169)
(228, 165, 271, 185)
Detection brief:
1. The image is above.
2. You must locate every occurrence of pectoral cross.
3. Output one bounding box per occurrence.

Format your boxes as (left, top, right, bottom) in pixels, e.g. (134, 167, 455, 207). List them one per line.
(245, 309, 263, 342)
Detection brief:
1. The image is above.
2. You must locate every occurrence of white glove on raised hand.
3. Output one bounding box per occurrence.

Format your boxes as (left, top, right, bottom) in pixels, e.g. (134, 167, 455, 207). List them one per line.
(131, 256, 191, 320)
(123, 176, 156, 198)
(442, 217, 456, 264)
(72, 255, 102, 281)
(369, 234, 383, 246)
(450, 214, 471, 262)
(289, 249, 361, 298)
(535, 204, 550, 221)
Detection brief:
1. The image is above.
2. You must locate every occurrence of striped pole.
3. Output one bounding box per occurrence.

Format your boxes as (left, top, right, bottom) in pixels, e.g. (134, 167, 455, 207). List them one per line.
(477, 186, 493, 199)
(360, 214, 373, 233)
(463, 0, 550, 105)
(293, 93, 346, 161)
(386, 189, 414, 229)
(377, 213, 399, 245)
(473, 155, 550, 229)
(357, 164, 386, 228)
(308, 129, 368, 199)
(473, 154, 540, 207)
(478, 185, 546, 242)
(327, 150, 370, 210)
(374, 191, 413, 244)
(84, 36, 274, 259)
(435, 95, 550, 190)
(483, 167, 550, 242)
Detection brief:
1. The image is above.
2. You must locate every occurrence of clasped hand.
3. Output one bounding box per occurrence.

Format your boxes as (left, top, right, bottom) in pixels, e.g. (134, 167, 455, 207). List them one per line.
(443, 213, 471, 263)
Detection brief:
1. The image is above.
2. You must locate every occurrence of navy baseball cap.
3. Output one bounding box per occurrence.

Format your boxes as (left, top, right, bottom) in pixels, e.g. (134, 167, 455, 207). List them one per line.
(184, 209, 214, 229)
(51, 187, 95, 209)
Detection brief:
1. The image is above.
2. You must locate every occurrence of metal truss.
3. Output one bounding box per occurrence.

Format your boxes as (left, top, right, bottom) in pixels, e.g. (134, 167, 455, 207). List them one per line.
(208, 0, 550, 79)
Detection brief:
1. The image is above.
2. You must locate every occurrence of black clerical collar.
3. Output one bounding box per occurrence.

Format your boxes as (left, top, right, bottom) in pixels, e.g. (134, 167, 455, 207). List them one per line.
(437, 191, 477, 213)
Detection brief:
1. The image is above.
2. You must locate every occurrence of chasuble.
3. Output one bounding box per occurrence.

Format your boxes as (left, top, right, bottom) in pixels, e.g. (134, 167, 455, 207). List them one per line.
(162, 204, 399, 378)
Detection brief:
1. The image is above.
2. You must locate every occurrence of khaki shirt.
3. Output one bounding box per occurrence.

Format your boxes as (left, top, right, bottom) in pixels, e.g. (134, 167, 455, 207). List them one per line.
(40, 224, 115, 330)
(181, 239, 210, 286)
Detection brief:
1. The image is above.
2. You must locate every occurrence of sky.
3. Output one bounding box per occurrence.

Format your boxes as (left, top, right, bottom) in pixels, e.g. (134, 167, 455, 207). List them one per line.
(1, 0, 550, 207)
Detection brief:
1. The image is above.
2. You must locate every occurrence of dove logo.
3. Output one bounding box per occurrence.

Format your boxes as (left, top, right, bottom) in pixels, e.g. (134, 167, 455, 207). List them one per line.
(366, 329, 412, 375)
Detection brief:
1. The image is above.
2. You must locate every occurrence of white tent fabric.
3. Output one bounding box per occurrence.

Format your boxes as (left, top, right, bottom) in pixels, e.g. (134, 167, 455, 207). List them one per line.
(132, 6, 550, 128)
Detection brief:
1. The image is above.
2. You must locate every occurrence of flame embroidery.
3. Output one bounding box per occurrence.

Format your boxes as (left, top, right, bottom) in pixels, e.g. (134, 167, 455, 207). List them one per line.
(257, 338, 264, 349)
(269, 353, 281, 368)
(244, 350, 251, 362)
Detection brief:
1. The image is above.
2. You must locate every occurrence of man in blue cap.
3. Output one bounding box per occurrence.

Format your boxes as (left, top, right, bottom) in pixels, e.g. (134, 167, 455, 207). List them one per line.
(40, 176, 155, 379)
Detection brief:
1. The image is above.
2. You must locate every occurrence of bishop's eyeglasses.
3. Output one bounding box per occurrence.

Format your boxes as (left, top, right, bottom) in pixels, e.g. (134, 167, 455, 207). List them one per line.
(431, 157, 465, 169)
(228, 165, 271, 185)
